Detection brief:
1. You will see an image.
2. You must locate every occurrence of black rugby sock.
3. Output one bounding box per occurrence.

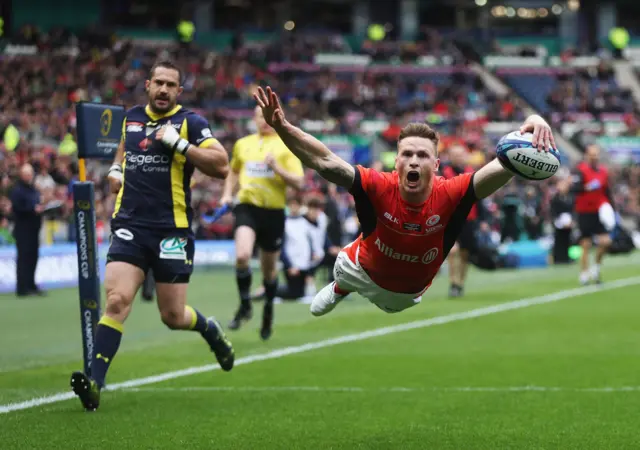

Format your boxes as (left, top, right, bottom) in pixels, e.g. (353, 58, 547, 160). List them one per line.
(236, 268, 252, 308)
(263, 278, 279, 304)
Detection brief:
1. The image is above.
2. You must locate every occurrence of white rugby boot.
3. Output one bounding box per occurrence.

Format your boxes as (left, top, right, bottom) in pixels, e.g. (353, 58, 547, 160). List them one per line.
(310, 282, 347, 317)
(590, 264, 602, 285)
(579, 270, 591, 286)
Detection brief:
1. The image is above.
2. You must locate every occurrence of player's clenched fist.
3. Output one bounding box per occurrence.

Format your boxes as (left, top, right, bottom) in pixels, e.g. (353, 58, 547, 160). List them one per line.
(156, 121, 190, 155)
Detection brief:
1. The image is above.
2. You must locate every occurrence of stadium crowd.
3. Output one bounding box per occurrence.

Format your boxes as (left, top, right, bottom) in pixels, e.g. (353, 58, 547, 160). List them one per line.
(0, 25, 639, 251)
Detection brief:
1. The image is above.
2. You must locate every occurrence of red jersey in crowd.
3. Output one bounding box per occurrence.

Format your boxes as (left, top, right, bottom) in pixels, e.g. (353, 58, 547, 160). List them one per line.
(572, 162, 610, 214)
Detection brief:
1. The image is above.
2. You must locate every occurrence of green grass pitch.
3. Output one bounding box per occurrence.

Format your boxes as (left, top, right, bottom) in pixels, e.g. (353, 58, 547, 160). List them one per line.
(1, 252, 640, 449)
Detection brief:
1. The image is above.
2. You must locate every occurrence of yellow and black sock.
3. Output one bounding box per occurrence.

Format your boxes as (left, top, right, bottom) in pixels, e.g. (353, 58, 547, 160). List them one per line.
(236, 268, 252, 308)
(186, 306, 209, 334)
(91, 316, 123, 388)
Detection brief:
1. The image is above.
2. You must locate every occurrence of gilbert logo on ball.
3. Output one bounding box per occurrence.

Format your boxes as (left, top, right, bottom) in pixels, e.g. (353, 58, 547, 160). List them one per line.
(496, 131, 561, 180)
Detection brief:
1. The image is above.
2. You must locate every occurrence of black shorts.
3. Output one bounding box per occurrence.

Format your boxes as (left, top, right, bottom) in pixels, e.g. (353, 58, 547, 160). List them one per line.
(457, 220, 478, 252)
(107, 225, 194, 283)
(577, 212, 608, 240)
(234, 203, 285, 252)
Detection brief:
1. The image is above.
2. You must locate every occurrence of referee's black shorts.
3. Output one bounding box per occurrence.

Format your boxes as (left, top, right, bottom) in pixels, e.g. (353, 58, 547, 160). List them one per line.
(233, 203, 286, 252)
(577, 212, 608, 240)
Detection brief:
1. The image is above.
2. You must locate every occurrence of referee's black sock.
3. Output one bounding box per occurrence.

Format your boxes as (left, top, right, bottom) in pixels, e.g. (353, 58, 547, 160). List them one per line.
(261, 278, 278, 340)
(236, 267, 252, 308)
(91, 316, 123, 389)
(263, 278, 279, 304)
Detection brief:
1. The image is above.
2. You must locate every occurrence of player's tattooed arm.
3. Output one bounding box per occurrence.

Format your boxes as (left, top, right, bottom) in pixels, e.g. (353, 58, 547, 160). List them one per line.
(254, 86, 355, 189)
(275, 122, 355, 188)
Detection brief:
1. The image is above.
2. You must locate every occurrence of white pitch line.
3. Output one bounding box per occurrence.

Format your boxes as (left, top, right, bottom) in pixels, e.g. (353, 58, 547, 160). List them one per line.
(1, 276, 639, 415)
(123, 386, 640, 394)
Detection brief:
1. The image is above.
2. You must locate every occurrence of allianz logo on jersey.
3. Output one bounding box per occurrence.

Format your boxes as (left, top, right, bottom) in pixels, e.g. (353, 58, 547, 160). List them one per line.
(245, 161, 275, 178)
(375, 237, 438, 264)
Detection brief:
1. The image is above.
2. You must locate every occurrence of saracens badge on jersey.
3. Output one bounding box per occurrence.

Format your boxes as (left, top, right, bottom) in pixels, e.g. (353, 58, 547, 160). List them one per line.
(426, 215, 440, 227)
(424, 214, 443, 235)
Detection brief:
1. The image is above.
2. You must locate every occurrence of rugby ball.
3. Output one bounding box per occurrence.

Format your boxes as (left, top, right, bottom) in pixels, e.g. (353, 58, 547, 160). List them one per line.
(496, 131, 561, 180)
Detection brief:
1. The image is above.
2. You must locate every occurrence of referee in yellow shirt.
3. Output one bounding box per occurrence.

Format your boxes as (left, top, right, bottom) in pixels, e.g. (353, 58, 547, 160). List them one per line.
(220, 106, 304, 340)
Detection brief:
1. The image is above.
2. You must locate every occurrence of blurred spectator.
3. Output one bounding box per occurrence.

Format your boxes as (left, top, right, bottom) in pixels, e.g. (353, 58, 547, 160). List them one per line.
(10, 164, 45, 296)
(0, 25, 636, 256)
(551, 176, 574, 264)
(500, 184, 523, 243)
(321, 183, 343, 283)
(523, 186, 544, 240)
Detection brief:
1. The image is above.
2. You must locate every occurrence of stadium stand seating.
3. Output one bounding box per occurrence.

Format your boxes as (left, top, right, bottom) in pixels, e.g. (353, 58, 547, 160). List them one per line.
(1, 26, 638, 246)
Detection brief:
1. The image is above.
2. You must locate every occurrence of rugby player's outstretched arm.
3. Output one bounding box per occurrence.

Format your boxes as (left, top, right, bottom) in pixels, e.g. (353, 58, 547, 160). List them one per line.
(474, 114, 556, 199)
(254, 87, 355, 189)
(275, 121, 354, 188)
(473, 159, 514, 199)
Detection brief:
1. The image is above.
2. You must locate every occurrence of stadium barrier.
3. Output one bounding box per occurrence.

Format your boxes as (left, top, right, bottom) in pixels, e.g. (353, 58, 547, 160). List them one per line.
(0, 239, 565, 294)
(0, 240, 237, 294)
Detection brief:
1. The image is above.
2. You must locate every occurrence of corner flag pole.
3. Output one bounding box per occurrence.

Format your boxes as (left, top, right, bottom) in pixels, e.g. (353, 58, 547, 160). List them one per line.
(78, 159, 87, 183)
(73, 102, 125, 375)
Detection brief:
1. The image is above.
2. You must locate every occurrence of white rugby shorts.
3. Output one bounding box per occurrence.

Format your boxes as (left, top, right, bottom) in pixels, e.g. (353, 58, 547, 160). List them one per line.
(333, 241, 423, 313)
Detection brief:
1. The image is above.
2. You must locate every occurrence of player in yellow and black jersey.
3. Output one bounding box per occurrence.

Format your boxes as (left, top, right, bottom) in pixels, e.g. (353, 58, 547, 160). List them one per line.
(220, 105, 304, 340)
(70, 60, 235, 412)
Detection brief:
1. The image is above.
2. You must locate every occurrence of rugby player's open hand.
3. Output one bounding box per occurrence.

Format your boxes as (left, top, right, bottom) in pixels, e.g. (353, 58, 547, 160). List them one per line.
(519, 115, 556, 152)
(254, 87, 285, 129)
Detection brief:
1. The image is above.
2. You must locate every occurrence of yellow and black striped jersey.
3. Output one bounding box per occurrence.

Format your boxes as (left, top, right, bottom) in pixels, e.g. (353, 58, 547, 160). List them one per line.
(112, 104, 218, 229)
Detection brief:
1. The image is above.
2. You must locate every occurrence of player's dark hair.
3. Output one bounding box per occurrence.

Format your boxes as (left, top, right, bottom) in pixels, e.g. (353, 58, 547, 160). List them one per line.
(398, 123, 439, 151)
(149, 60, 183, 84)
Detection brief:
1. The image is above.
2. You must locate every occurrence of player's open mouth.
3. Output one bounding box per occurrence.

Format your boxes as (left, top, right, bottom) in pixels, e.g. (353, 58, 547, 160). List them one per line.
(407, 171, 420, 186)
